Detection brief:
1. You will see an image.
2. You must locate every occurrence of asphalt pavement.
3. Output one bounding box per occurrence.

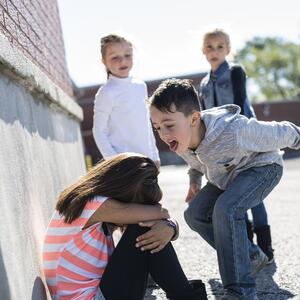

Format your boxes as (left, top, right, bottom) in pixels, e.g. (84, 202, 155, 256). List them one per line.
(145, 157, 300, 299)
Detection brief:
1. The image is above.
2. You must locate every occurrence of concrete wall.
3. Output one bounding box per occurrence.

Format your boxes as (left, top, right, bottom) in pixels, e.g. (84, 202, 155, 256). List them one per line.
(0, 2, 86, 299)
(0, 72, 85, 300)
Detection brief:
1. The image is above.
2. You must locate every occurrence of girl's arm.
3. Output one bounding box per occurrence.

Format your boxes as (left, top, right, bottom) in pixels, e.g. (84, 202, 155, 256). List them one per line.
(92, 90, 117, 158)
(145, 85, 161, 163)
(88, 198, 169, 226)
(149, 123, 160, 163)
(231, 66, 247, 115)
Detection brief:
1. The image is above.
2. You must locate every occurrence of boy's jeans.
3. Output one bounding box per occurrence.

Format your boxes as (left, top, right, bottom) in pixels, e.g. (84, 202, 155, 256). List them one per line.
(184, 164, 282, 298)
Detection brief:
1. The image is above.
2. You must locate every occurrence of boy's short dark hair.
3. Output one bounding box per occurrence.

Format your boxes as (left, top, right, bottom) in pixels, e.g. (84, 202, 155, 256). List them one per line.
(149, 78, 201, 116)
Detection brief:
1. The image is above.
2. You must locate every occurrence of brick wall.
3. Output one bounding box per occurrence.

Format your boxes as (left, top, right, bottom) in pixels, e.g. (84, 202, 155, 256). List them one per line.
(0, 0, 72, 95)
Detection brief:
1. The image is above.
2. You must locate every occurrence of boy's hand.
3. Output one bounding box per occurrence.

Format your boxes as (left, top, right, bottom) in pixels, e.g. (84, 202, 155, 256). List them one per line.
(185, 183, 200, 203)
(135, 220, 175, 253)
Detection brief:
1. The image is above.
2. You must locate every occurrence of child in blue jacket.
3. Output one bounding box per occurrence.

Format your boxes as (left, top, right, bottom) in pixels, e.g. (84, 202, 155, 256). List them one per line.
(199, 28, 273, 262)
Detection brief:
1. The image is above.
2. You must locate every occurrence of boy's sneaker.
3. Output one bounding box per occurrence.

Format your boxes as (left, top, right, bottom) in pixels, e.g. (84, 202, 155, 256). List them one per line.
(250, 247, 268, 276)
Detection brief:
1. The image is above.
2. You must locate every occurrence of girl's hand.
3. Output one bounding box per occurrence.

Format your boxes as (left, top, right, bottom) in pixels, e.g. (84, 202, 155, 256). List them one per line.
(185, 183, 200, 203)
(135, 220, 175, 253)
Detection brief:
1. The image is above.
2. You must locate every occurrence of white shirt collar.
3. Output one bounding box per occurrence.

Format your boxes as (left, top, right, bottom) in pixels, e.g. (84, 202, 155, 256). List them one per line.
(108, 74, 132, 83)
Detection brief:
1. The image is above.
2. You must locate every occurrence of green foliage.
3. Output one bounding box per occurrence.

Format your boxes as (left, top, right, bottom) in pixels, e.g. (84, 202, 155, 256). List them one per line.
(236, 37, 300, 102)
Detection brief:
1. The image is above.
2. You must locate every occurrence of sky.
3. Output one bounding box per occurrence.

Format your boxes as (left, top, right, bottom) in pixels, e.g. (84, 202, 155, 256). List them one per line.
(57, 0, 300, 88)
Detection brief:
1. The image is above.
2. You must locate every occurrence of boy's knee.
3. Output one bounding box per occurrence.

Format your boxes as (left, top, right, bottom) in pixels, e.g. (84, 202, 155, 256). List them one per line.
(184, 206, 210, 233)
(184, 206, 196, 227)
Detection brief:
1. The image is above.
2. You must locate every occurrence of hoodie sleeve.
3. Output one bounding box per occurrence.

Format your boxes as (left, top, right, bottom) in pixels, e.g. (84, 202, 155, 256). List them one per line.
(188, 168, 203, 187)
(236, 117, 300, 152)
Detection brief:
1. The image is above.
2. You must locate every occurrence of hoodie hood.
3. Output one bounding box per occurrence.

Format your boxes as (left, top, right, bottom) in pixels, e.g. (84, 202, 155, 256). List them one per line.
(199, 104, 241, 148)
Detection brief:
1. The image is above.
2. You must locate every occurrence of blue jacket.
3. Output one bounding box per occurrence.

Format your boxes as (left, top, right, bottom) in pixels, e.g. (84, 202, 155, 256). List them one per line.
(199, 61, 256, 118)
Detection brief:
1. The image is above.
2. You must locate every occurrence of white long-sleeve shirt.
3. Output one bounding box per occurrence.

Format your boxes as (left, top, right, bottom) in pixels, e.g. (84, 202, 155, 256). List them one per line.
(93, 75, 160, 161)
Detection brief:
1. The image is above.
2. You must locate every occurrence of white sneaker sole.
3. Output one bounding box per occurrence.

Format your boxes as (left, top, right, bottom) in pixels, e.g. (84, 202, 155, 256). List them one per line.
(267, 257, 274, 265)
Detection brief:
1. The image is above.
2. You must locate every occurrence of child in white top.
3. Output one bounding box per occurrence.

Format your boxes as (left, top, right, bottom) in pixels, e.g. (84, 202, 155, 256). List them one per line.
(93, 34, 160, 166)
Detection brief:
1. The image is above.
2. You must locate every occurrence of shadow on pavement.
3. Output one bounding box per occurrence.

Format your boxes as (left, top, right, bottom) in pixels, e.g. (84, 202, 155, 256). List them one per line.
(208, 262, 295, 299)
(208, 278, 223, 299)
(256, 262, 295, 299)
(145, 285, 159, 299)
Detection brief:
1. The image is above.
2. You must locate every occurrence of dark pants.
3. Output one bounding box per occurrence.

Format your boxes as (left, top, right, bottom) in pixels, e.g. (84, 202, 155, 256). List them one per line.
(99, 224, 193, 300)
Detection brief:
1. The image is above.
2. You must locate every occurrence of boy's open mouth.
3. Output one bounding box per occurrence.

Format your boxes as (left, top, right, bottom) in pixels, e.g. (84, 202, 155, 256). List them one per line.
(169, 140, 178, 152)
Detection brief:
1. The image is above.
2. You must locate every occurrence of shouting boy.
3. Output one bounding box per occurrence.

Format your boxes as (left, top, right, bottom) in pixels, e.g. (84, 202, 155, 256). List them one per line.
(149, 78, 300, 300)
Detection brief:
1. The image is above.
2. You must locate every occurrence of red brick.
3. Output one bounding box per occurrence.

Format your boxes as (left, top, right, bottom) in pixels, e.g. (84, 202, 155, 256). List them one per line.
(3, 10, 17, 36)
(0, 10, 5, 26)
(17, 29, 28, 49)
(6, 1, 19, 25)
(0, 0, 7, 10)
(0, 0, 73, 95)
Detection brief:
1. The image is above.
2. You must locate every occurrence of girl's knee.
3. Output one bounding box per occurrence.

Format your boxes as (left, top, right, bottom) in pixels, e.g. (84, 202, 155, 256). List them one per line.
(121, 224, 148, 241)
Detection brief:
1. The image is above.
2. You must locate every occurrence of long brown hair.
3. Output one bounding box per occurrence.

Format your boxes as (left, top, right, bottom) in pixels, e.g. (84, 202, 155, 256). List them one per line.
(56, 153, 162, 223)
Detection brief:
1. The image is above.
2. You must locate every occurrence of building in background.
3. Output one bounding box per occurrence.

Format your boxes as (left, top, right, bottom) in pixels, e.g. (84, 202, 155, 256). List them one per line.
(0, 1, 85, 299)
(75, 74, 300, 166)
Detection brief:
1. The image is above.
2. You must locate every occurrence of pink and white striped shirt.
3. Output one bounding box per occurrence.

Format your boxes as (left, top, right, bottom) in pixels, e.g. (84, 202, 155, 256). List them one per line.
(43, 196, 114, 300)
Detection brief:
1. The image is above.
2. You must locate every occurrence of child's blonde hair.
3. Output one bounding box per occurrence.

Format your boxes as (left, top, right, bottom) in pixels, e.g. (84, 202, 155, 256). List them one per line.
(100, 34, 132, 59)
(202, 28, 231, 50)
(100, 34, 133, 77)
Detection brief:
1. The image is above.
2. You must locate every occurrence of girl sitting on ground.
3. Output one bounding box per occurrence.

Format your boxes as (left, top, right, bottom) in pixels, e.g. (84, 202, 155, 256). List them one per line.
(43, 153, 207, 300)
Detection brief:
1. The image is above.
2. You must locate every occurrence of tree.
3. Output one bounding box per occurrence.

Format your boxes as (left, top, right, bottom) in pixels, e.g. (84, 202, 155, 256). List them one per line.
(236, 37, 300, 102)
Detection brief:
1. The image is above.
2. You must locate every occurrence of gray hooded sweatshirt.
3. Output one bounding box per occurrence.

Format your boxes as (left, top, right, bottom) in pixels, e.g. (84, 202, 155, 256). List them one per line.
(181, 104, 300, 190)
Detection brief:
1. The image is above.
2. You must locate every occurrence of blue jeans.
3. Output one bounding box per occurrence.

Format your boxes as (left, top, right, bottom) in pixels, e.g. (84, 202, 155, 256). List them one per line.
(247, 202, 268, 229)
(184, 164, 282, 298)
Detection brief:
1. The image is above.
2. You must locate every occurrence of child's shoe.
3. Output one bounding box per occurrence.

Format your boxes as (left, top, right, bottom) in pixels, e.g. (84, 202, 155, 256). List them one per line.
(250, 247, 268, 276)
(166, 279, 207, 300)
(254, 225, 274, 264)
